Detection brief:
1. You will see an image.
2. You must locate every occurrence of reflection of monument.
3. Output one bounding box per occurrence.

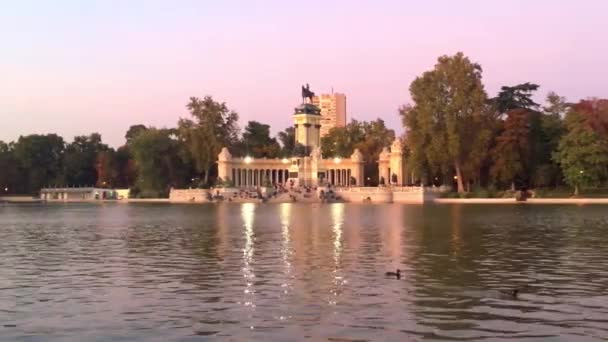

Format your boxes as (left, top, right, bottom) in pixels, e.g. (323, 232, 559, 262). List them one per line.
(217, 84, 365, 187)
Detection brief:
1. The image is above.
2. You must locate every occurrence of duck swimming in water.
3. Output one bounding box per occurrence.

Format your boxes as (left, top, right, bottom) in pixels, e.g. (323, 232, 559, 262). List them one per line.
(385, 269, 401, 279)
(499, 288, 519, 299)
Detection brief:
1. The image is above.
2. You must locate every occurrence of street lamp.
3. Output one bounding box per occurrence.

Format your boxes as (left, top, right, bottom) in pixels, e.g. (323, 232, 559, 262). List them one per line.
(281, 158, 289, 164)
(333, 157, 341, 164)
(244, 156, 253, 164)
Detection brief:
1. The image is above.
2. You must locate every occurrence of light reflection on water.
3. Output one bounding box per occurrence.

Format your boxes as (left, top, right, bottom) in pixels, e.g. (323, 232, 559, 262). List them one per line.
(1, 203, 608, 341)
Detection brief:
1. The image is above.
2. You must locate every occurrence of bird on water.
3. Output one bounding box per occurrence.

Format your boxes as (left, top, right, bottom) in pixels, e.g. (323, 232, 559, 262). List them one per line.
(498, 288, 519, 299)
(385, 269, 401, 279)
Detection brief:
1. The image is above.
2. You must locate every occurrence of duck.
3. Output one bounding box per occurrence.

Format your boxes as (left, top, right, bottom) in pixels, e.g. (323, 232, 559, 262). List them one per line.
(498, 288, 519, 299)
(385, 269, 401, 279)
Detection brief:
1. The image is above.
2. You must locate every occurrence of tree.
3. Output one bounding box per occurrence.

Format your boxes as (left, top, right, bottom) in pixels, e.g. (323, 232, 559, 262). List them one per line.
(61, 133, 109, 186)
(403, 52, 490, 192)
(0, 141, 21, 194)
(543, 91, 570, 118)
(355, 119, 395, 184)
(113, 146, 137, 188)
(321, 119, 366, 158)
(400, 105, 432, 184)
(490, 109, 533, 189)
(277, 127, 296, 156)
(13, 134, 65, 194)
(239, 121, 281, 158)
(554, 102, 608, 195)
(125, 124, 148, 144)
(321, 119, 394, 184)
(533, 92, 567, 187)
(179, 96, 240, 185)
(492, 82, 540, 114)
(130, 128, 190, 197)
(95, 149, 117, 188)
(489, 83, 547, 189)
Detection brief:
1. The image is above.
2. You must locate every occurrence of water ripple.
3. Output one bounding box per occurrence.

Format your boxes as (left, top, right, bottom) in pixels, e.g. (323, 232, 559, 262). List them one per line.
(1, 203, 608, 340)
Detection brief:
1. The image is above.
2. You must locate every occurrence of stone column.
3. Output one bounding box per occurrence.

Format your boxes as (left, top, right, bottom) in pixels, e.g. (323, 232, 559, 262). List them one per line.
(217, 147, 232, 183)
(347, 169, 351, 186)
(389, 139, 404, 185)
(350, 149, 364, 187)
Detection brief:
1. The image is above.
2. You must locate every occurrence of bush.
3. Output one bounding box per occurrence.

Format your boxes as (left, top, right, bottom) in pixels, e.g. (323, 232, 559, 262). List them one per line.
(138, 189, 166, 198)
(475, 189, 490, 198)
(440, 192, 459, 198)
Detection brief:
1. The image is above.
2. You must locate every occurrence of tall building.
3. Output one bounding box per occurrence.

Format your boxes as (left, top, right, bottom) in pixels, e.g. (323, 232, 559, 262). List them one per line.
(312, 92, 346, 137)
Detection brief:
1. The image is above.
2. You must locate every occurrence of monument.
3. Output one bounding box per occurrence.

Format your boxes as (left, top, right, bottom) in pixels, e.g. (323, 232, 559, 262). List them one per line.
(217, 84, 365, 187)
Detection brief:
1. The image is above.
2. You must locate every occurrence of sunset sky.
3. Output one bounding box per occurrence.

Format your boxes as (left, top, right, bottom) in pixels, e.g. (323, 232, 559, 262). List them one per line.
(1, 0, 607, 147)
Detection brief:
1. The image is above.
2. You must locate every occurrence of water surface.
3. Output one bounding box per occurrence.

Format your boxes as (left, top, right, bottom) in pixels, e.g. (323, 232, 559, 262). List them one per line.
(1, 203, 607, 341)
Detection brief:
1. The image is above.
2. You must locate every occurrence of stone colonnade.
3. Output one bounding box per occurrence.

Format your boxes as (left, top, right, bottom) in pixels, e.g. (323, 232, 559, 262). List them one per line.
(322, 168, 353, 186)
(217, 147, 366, 188)
(230, 168, 290, 187)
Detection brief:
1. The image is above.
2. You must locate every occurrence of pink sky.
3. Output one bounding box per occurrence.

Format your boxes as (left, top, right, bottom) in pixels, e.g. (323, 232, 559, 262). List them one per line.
(1, 0, 607, 147)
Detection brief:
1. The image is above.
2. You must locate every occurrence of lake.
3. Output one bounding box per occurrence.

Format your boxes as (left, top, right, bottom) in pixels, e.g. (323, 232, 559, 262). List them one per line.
(1, 203, 607, 341)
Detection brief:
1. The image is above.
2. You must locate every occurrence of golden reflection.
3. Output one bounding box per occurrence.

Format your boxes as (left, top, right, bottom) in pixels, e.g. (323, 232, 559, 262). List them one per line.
(279, 203, 293, 296)
(450, 204, 462, 256)
(331, 203, 345, 265)
(374, 205, 404, 274)
(241, 203, 256, 308)
(329, 203, 345, 305)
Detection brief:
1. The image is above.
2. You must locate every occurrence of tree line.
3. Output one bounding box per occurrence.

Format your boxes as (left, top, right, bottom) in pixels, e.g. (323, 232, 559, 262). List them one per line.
(0, 96, 393, 197)
(401, 52, 608, 195)
(3, 52, 605, 197)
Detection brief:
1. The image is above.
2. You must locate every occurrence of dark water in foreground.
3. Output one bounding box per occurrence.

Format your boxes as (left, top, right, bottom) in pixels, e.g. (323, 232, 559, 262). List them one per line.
(1, 203, 608, 341)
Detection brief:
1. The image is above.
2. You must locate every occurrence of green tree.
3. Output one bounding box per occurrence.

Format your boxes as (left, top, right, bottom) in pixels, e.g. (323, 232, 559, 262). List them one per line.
(239, 121, 281, 158)
(543, 91, 570, 118)
(400, 105, 432, 184)
(13, 134, 65, 194)
(554, 102, 608, 195)
(0, 141, 22, 194)
(125, 124, 148, 144)
(321, 119, 394, 185)
(61, 133, 109, 186)
(130, 128, 190, 197)
(533, 92, 567, 187)
(492, 82, 539, 113)
(403, 52, 490, 192)
(113, 146, 137, 188)
(321, 120, 366, 157)
(277, 127, 296, 156)
(179, 96, 240, 185)
(356, 119, 395, 184)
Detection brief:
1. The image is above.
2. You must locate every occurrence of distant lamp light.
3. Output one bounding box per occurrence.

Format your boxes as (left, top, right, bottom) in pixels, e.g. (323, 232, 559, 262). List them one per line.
(580, 170, 584, 174)
(453, 175, 458, 180)
(244, 156, 253, 164)
(3, 187, 7, 192)
(333, 157, 342, 164)
(282, 158, 289, 164)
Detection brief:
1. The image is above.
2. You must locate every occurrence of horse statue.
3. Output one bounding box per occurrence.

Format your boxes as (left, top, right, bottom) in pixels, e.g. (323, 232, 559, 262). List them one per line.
(301, 83, 315, 103)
